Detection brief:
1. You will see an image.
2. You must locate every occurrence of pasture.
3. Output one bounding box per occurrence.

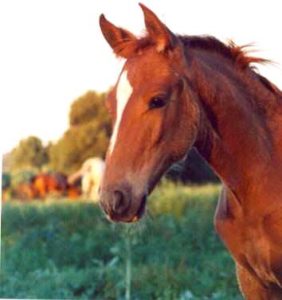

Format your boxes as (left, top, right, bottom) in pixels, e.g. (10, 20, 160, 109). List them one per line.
(1, 183, 242, 299)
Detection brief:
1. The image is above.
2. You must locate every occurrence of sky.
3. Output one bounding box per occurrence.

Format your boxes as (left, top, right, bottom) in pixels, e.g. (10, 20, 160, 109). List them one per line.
(1, 0, 282, 155)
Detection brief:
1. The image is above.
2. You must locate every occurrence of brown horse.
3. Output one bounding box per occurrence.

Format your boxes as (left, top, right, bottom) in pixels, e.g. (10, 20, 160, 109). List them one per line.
(99, 4, 282, 299)
(14, 173, 80, 200)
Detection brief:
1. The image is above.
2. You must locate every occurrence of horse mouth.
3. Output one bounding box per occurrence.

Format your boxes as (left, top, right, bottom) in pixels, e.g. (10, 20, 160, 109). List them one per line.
(125, 195, 147, 223)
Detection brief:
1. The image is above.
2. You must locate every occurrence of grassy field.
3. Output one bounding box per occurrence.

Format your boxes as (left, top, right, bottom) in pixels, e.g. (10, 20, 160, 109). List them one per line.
(1, 182, 242, 299)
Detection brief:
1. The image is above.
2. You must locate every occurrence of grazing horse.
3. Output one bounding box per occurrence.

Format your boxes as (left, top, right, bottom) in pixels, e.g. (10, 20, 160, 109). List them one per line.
(98, 4, 282, 299)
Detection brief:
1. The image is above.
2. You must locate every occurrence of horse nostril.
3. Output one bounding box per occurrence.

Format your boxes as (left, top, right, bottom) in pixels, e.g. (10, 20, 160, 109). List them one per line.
(112, 190, 128, 214)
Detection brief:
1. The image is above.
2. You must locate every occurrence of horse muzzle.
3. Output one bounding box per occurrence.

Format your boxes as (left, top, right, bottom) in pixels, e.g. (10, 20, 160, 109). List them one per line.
(99, 184, 147, 222)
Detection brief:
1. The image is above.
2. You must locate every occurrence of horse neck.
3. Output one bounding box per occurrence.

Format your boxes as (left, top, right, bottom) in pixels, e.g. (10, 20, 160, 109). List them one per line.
(189, 51, 279, 196)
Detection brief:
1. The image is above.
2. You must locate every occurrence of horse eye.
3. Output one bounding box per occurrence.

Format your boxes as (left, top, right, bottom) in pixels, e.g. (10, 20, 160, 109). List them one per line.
(149, 97, 166, 109)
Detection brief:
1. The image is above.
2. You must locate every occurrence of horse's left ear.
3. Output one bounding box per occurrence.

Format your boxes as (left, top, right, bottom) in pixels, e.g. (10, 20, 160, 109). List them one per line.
(139, 3, 177, 52)
(99, 14, 138, 58)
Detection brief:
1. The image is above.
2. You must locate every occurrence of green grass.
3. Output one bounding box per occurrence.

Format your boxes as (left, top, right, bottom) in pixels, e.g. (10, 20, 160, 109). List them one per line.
(1, 182, 242, 299)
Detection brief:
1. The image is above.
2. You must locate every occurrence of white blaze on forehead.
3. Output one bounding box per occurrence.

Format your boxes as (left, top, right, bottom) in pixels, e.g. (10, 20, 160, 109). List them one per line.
(109, 70, 133, 155)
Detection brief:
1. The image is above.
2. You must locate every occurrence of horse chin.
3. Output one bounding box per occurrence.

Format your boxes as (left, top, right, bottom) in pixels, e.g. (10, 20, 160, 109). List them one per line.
(133, 194, 147, 220)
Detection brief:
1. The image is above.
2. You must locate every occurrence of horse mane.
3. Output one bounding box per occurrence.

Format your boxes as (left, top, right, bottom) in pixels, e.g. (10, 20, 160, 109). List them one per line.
(180, 36, 269, 68)
(180, 35, 280, 94)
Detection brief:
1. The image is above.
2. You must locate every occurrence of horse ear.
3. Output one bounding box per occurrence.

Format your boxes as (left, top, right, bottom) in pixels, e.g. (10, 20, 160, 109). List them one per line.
(99, 14, 137, 58)
(139, 3, 176, 52)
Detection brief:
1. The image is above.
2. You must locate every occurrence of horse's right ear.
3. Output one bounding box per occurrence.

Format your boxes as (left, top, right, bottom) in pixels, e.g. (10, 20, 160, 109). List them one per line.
(99, 14, 138, 58)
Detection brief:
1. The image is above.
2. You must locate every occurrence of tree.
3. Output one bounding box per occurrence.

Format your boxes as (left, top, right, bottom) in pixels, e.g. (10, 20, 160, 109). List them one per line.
(69, 91, 110, 127)
(49, 91, 111, 174)
(10, 136, 48, 171)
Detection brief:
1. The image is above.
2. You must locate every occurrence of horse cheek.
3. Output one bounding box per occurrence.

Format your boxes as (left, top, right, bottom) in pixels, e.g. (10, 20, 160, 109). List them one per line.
(173, 97, 199, 159)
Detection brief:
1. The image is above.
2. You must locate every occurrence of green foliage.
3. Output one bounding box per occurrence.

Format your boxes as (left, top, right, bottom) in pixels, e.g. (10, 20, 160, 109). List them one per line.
(1, 184, 242, 299)
(49, 91, 111, 174)
(10, 136, 48, 171)
(10, 170, 35, 187)
(2, 172, 11, 189)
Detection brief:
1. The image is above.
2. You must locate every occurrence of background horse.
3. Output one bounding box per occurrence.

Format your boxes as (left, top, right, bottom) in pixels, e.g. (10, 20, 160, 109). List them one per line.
(68, 157, 105, 201)
(99, 4, 282, 299)
(8, 172, 81, 200)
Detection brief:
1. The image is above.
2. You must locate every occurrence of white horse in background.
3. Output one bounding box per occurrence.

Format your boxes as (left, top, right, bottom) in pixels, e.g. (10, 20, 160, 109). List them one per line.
(68, 157, 105, 201)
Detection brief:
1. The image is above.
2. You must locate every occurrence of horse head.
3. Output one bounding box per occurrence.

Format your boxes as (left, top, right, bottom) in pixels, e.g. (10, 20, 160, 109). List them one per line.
(99, 4, 200, 222)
